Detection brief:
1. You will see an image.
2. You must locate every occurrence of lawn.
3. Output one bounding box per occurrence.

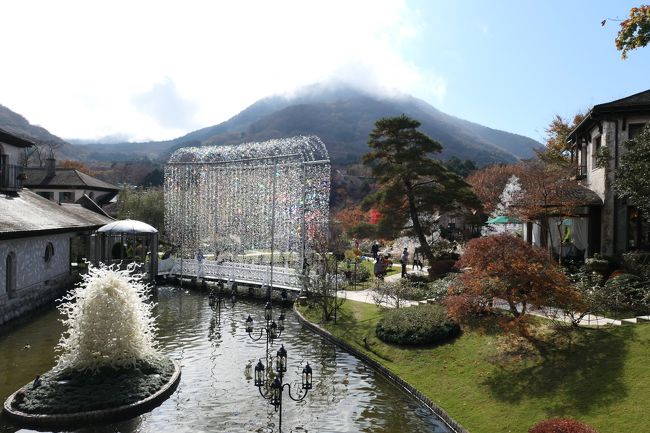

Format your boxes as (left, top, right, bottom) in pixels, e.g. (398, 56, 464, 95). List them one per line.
(298, 299, 650, 433)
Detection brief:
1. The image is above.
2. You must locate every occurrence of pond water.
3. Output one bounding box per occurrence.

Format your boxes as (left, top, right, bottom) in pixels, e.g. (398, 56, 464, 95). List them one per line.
(0, 286, 452, 433)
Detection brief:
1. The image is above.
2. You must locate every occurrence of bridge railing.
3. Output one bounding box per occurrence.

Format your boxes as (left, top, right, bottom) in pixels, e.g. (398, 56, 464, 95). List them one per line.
(166, 259, 302, 290)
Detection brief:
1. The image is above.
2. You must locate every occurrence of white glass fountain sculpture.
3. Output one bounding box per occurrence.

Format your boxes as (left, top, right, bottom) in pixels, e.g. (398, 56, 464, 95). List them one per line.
(55, 263, 160, 372)
(164, 135, 331, 285)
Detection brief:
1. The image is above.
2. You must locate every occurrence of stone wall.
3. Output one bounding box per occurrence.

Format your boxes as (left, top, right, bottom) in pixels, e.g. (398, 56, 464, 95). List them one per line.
(0, 233, 74, 326)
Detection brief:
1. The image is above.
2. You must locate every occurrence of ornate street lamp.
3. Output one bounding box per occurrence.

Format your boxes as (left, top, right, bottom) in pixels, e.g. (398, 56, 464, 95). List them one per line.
(245, 301, 285, 357)
(252, 345, 313, 431)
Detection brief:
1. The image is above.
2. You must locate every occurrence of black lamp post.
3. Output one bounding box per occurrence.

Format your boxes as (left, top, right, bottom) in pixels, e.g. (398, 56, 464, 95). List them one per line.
(245, 302, 285, 357)
(253, 344, 313, 432)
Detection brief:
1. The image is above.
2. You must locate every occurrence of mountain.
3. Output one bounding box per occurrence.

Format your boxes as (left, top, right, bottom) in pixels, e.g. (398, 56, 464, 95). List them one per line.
(4, 83, 543, 166)
(0, 104, 82, 160)
(161, 84, 542, 165)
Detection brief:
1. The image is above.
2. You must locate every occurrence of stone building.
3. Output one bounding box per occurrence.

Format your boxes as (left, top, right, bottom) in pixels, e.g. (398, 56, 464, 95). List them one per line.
(23, 159, 119, 207)
(0, 129, 113, 325)
(567, 89, 650, 257)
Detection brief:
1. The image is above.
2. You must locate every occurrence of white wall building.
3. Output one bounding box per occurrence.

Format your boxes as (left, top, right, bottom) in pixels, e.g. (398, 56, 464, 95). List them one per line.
(0, 128, 113, 325)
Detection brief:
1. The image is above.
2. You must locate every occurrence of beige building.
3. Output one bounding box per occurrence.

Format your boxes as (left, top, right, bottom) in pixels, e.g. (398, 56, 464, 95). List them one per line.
(568, 89, 650, 256)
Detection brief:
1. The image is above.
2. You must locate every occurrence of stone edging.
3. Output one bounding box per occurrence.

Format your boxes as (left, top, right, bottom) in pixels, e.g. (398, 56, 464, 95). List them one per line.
(3, 359, 181, 429)
(294, 306, 470, 433)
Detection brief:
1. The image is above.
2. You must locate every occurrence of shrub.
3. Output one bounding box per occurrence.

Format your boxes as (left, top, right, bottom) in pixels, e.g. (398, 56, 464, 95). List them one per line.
(343, 261, 371, 283)
(528, 418, 599, 433)
(622, 251, 650, 280)
(601, 273, 650, 315)
(372, 279, 428, 307)
(425, 273, 458, 303)
(585, 254, 612, 276)
(375, 304, 460, 346)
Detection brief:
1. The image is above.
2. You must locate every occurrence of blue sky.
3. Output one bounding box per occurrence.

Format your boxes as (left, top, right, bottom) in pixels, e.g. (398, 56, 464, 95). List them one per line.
(0, 1, 647, 143)
(406, 0, 650, 142)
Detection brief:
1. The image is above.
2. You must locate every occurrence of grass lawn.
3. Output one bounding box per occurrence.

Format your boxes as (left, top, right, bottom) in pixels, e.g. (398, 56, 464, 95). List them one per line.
(298, 299, 650, 433)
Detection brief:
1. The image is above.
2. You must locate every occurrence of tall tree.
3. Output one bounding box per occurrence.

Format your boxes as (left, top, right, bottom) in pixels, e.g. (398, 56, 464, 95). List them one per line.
(538, 113, 585, 163)
(615, 125, 650, 220)
(362, 115, 479, 276)
(514, 160, 584, 262)
(615, 5, 650, 59)
(467, 164, 522, 215)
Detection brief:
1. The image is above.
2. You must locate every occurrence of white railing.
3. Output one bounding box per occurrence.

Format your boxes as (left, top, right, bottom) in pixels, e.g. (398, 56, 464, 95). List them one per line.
(166, 259, 301, 290)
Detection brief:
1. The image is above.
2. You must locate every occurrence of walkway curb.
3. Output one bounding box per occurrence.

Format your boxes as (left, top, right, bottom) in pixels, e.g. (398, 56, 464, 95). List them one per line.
(3, 359, 181, 429)
(294, 306, 470, 433)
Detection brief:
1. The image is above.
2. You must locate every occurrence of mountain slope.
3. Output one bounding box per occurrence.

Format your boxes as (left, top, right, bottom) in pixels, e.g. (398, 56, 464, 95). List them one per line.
(168, 85, 541, 165)
(0, 104, 81, 160)
(3, 84, 543, 166)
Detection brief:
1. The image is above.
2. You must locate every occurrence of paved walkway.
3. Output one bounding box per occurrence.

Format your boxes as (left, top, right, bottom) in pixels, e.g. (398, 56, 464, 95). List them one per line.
(340, 265, 625, 327)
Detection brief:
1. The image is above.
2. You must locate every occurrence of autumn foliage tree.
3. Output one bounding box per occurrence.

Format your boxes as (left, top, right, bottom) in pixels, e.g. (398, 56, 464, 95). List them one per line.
(615, 5, 650, 59)
(467, 164, 522, 215)
(538, 113, 586, 163)
(445, 234, 579, 337)
(59, 159, 95, 176)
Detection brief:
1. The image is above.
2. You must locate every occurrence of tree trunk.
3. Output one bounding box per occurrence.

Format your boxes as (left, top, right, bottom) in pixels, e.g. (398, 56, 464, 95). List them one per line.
(404, 184, 436, 279)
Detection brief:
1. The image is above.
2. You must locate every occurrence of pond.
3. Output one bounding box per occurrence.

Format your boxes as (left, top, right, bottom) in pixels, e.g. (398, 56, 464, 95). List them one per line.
(0, 285, 452, 433)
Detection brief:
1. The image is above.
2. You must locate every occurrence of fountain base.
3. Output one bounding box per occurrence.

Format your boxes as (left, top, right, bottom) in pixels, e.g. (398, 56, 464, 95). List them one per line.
(3, 358, 180, 429)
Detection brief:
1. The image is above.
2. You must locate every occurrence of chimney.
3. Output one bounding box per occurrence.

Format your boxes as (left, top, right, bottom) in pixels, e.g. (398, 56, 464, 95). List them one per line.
(45, 158, 56, 177)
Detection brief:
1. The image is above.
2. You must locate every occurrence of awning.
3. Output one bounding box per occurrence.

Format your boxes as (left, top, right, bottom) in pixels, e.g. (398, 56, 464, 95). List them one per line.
(486, 215, 522, 224)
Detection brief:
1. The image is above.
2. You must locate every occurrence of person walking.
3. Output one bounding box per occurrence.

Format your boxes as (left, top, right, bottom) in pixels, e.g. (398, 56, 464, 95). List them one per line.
(400, 248, 409, 278)
(412, 248, 423, 271)
(371, 241, 380, 261)
(374, 256, 386, 280)
(197, 249, 205, 279)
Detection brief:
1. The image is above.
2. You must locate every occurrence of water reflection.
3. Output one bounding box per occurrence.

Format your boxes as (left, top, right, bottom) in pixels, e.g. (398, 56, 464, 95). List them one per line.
(0, 286, 451, 433)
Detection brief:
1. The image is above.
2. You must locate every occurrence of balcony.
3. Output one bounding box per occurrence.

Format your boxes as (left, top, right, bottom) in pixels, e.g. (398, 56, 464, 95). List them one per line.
(0, 164, 25, 191)
(576, 164, 588, 180)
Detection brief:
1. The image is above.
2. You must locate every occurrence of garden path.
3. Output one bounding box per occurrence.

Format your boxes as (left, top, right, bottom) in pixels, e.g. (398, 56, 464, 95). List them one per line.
(341, 265, 623, 327)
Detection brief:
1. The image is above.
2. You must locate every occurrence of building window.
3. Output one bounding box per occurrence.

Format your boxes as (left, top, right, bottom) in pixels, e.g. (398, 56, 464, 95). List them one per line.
(59, 191, 75, 203)
(44, 242, 55, 263)
(591, 136, 602, 169)
(37, 191, 54, 200)
(629, 123, 648, 140)
(6, 252, 16, 299)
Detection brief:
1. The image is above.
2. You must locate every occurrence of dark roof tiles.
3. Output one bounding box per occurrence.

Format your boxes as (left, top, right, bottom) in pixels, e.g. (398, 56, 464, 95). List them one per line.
(0, 189, 113, 237)
(23, 167, 118, 191)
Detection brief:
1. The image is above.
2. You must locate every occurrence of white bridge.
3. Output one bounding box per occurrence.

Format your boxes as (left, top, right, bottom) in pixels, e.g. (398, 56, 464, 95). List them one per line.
(158, 258, 302, 291)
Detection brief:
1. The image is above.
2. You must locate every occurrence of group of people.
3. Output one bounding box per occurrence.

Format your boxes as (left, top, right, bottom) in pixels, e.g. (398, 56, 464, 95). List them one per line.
(371, 241, 424, 280)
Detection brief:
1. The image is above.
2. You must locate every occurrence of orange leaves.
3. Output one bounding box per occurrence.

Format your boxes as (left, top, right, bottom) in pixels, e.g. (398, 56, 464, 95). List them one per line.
(445, 234, 577, 336)
(615, 5, 650, 59)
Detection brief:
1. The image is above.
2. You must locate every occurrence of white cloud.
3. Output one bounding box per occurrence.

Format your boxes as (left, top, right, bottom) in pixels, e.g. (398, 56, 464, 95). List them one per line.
(0, 0, 443, 141)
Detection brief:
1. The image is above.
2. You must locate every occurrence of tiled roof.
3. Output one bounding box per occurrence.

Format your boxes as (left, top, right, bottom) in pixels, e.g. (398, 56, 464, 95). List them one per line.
(569, 89, 650, 143)
(0, 127, 36, 148)
(557, 181, 603, 206)
(0, 189, 113, 239)
(23, 167, 118, 191)
(594, 89, 650, 110)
